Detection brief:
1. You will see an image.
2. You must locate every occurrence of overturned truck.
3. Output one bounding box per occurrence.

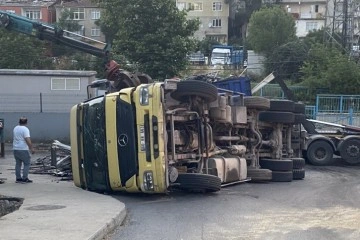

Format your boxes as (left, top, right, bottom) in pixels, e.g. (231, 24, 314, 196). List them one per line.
(70, 80, 306, 193)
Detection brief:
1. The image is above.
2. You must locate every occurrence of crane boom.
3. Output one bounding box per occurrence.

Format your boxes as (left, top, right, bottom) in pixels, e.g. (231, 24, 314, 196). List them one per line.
(0, 10, 152, 91)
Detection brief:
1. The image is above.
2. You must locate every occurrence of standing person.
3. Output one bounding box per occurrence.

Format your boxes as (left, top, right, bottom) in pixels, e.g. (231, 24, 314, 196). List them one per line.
(13, 117, 35, 183)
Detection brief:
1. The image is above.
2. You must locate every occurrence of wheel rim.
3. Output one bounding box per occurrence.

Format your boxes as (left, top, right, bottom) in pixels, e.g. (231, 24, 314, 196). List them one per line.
(346, 144, 360, 157)
(315, 147, 327, 160)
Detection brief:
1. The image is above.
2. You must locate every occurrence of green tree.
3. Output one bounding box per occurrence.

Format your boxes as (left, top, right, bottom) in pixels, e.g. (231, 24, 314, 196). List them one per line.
(0, 29, 53, 69)
(52, 8, 82, 57)
(228, 0, 262, 43)
(55, 8, 82, 33)
(300, 43, 360, 95)
(247, 6, 296, 57)
(265, 40, 310, 82)
(94, 0, 199, 80)
(196, 37, 220, 57)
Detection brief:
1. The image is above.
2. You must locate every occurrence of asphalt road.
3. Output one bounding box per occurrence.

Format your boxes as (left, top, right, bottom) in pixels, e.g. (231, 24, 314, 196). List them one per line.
(107, 160, 360, 240)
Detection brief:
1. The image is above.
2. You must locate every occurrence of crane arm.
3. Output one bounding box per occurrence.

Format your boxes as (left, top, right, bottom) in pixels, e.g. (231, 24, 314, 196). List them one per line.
(0, 10, 108, 58)
(0, 10, 152, 92)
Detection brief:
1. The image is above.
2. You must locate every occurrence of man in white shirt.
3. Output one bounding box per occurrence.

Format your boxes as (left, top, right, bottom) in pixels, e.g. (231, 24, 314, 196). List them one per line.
(13, 117, 35, 183)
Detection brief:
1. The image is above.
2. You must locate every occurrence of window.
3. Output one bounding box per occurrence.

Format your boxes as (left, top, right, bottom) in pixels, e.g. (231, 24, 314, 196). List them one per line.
(51, 78, 80, 90)
(306, 22, 318, 31)
(176, 2, 186, 10)
(72, 8, 85, 20)
(91, 10, 100, 20)
(311, 5, 319, 13)
(213, 2, 222, 11)
(91, 27, 101, 37)
(189, 2, 203, 11)
(25, 10, 41, 20)
(212, 19, 222, 27)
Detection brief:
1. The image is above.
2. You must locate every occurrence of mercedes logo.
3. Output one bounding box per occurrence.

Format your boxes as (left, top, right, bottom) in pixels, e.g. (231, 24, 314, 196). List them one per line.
(118, 134, 128, 147)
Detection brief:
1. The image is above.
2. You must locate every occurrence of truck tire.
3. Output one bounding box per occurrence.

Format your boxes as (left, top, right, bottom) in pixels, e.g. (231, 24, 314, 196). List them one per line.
(291, 158, 306, 169)
(306, 140, 334, 165)
(292, 169, 305, 180)
(294, 114, 306, 124)
(269, 100, 295, 112)
(247, 168, 272, 182)
(272, 171, 293, 182)
(339, 138, 360, 165)
(294, 103, 306, 114)
(259, 159, 293, 171)
(244, 96, 270, 110)
(258, 111, 295, 124)
(174, 173, 221, 193)
(171, 80, 218, 103)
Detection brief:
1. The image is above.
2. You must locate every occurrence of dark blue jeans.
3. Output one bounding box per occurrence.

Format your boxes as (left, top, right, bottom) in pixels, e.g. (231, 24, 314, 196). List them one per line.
(13, 150, 31, 179)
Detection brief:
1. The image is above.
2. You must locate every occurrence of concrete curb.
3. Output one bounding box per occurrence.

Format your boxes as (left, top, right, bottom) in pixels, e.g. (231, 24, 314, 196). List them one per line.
(89, 207, 127, 240)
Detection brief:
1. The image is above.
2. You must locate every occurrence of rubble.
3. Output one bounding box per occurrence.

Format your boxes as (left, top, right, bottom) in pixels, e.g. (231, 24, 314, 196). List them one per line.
(30, 140, 72, 181)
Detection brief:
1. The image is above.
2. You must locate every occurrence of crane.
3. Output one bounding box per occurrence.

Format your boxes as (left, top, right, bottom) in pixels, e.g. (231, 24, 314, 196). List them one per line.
(0, 10, 152, 92)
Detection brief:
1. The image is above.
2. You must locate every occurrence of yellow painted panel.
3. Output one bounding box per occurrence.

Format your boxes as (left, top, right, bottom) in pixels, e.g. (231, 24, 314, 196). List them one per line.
(105, 94, 122, 190)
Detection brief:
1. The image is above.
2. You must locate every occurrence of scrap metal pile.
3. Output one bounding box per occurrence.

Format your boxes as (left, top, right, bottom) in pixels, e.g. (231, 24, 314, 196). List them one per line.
(30, 140, 72, 181)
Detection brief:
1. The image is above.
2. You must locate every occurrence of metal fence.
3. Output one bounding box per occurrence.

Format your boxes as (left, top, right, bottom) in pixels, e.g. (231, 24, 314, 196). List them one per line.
(253, 88, 360, 126)
(315, 94, 360, 113)
(0, 93, 87, 113)
(313, 94, 360, 126)
(251, 83, 311, 100)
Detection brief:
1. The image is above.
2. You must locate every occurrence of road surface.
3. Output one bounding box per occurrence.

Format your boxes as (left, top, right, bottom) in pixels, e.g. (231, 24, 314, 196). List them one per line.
(107, 162, 360, 240)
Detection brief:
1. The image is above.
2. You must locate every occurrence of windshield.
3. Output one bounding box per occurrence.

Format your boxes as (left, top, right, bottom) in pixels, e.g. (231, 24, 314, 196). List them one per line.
(82, 96, 109, 190)
(212, 52, 230, 58)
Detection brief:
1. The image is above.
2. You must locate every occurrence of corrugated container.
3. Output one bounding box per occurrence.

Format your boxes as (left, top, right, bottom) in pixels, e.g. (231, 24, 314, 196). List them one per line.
(213, 77, 252, 96)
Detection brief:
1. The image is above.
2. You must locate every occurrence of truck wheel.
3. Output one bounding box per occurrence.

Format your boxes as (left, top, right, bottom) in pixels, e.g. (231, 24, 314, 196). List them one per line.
(294, 114, 306, 124)
(247, 168, 272, 182)
(294, 103, 306, 114)
(259, 159, 293, 171)
(258, 111, 295, 124)
(306, 140, 334, 165)
(171, 80, 218, 103)
(291, 158, 306, 169)
(339, 138, 360, 165)
(269, 100, 295, 112)
(293, 169, 305, 180)
(244, 96, 270, 110)
(272, 171, 293, 182)
(174, 173, 221, 193)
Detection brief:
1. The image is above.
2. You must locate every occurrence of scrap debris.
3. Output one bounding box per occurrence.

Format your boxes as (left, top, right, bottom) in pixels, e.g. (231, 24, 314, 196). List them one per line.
(30, 140, 72, 181)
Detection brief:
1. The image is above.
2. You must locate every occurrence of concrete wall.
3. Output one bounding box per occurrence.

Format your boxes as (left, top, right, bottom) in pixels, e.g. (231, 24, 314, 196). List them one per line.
(0, 112, 70, 144)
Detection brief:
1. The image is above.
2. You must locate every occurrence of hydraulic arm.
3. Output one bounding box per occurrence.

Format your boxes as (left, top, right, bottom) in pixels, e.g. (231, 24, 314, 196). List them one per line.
(0, 10, 151, 91)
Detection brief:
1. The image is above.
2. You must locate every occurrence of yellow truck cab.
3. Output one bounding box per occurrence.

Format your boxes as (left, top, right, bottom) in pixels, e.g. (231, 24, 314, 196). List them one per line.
(71, 80, 248, 194)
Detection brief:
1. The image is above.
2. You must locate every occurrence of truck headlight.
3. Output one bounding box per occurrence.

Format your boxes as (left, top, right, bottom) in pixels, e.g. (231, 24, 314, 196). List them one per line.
(143, 171, 154, 191)
(139, 86, 149, 105)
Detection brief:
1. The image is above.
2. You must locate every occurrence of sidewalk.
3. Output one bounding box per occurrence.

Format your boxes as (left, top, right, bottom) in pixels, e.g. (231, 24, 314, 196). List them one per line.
(0, 150, 126, 240)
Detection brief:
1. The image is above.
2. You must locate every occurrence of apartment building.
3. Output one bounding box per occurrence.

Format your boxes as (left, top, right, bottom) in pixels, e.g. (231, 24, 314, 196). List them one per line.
(279, 0, 327, 37)
(0, 0, 57, 24)
(54, 0, 105, 43)
(176, 0, 230, 43)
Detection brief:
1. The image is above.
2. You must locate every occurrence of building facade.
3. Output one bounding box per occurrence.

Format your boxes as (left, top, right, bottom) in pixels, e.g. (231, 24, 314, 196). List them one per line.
(54, 0, 105, 43)
(279, 0, 327, 37)
(176, 0, 230, 43)
(0, 0, 57, 23)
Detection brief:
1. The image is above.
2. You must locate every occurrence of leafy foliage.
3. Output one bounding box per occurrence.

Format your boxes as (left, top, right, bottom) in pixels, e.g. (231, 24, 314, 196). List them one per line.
(195, 37, 220, 57)
(247, 6, 296, 57)
(300, 43, 360, 95)
(0, 29, 53, 69)
(94, 0, 199, 80)
(55, 8, 82, 33)
(265, 40, 310, 82)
